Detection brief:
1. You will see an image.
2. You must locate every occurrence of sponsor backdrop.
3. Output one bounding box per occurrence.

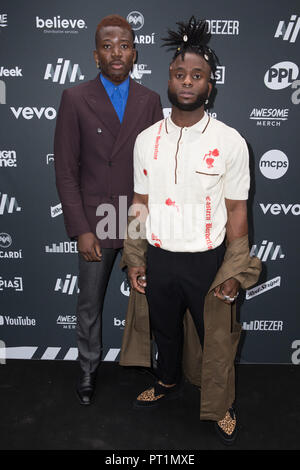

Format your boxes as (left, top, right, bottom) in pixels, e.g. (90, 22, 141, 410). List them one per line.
(0, 0, 299, 366)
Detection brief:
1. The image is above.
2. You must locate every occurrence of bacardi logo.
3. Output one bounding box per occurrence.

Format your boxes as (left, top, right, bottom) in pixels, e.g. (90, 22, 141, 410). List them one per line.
(250, 241, 285, 261)
(127, 11, 144, 31)
(0, 193, 22, 214)
(44, 59, 84, 84)
(54, 275, 79, 295)
(0, 233, 12, 248)
(274, 15, 300, 43)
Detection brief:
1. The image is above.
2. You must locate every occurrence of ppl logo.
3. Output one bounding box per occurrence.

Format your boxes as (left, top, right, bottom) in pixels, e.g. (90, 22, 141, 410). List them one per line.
(259, 150, 289, 179)
(127, 11, 144, 31)
(264, 61, 299, 90)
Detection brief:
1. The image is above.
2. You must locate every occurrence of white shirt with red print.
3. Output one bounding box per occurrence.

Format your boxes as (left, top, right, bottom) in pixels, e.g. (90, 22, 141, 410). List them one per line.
(133, 112, 249, 253)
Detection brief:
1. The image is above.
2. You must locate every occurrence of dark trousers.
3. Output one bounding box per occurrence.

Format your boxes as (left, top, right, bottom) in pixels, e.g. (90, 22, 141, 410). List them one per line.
(145, 243, 225, 385)
(76, 248, 121, 373)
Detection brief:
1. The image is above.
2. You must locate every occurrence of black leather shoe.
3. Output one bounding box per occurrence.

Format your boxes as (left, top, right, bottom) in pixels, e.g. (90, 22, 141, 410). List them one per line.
(214, 407, 238, 446)
(76, 372, 96, 406)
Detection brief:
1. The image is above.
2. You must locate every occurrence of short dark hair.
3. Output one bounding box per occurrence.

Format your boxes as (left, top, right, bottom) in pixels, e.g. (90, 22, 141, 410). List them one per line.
(95, 14, 135, 47)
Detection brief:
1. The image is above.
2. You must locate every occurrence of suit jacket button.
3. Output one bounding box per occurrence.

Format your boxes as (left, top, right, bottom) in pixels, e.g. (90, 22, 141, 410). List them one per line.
(97, 128, 102, 134)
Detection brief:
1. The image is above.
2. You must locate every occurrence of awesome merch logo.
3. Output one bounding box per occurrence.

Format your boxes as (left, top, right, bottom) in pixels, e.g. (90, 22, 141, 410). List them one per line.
(44, 59, 84, 85)
(259, 150, 289, 179)
(249, 108, 289, 127)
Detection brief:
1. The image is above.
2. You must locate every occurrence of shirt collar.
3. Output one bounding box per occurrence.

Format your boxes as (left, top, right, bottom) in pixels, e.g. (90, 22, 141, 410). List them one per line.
(100, 74, 130, 99)
(165, 111, 210, 135)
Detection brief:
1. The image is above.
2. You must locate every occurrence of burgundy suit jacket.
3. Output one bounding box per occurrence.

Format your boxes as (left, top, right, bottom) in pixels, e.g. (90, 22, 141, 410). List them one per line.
(54, 75, 163, 248)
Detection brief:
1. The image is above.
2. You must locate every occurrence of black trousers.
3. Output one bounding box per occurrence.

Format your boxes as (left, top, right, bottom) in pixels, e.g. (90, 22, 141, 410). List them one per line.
(145, 242, 225, 385)
(76, 248, 121, 373)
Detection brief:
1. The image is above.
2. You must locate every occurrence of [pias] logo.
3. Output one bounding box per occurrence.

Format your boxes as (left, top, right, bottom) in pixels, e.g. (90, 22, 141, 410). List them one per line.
(0, 276, 23, 291)
(127, 11, 144, 31)
(259, 203, 300, 216)
(259, 150, 289, 179)
(264, 61, 299, 90)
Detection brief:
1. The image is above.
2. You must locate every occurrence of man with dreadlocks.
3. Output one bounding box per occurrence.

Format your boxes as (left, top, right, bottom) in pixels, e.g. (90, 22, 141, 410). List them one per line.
(121, 16, 261, 445)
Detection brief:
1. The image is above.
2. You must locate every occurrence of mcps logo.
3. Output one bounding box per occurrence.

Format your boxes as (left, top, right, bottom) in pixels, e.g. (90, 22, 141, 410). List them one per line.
(264, 61, 299, 90)
(259, 150, 288, 179)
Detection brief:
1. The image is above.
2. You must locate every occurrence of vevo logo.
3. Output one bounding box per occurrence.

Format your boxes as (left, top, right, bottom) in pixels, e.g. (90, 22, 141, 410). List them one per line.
(264, 61, 299, 90)
(259, 150, 289, 179)
(44, 59, 84, 84)
(250, 241, 285, 262)
(260, 203, 300, 216)
(275, 15, 300, 43)
(10, 107, 56, 120)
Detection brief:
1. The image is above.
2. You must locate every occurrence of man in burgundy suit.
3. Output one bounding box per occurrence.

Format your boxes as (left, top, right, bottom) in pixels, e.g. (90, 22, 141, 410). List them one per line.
(54, 14, 163, 405)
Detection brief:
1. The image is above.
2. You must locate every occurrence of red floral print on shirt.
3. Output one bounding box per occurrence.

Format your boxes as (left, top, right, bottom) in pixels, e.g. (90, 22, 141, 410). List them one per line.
(165, 198, 179, 212)
(151, 233, 162, 248)
(143, 169, 148, 176)
(203, 148, 219, 168)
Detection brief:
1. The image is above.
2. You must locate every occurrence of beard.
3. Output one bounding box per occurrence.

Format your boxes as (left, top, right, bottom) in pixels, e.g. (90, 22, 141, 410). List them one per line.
(168, 87, 209, 111)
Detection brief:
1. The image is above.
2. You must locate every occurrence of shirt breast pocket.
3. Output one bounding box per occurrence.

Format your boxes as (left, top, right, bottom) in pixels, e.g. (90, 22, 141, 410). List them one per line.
(194, 165, 224, 192)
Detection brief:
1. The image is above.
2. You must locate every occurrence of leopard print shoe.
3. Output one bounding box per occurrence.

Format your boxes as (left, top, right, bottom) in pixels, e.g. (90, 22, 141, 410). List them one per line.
(214, 407, 238, 445)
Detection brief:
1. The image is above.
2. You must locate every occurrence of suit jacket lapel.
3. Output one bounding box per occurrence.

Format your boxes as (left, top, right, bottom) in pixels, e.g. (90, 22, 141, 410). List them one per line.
(83, 75, 121, 139)
(111, 78, 149, 159)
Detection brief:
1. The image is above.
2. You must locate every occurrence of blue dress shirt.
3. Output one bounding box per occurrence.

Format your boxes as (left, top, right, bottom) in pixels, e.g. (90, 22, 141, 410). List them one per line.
(100, 74, 129, 123)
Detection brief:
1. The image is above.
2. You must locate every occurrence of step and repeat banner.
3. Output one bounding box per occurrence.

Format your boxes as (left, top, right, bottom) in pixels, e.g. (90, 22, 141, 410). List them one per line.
(0, 0, 299, 365)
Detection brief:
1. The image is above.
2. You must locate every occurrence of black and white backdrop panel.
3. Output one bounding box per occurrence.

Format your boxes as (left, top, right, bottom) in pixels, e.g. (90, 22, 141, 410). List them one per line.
(0, 0, 299, 365)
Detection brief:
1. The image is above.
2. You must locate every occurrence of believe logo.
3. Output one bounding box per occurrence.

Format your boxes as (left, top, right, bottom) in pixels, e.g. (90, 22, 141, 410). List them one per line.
(35, 16, 87, 32)
(250, 241, 285, 262)
(10, 107, 56, 120)
(44, 59, 84, 84)
(259, 150, 289, 179)
(264, 61, 299, 90)
(275, 15, 300, 43)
